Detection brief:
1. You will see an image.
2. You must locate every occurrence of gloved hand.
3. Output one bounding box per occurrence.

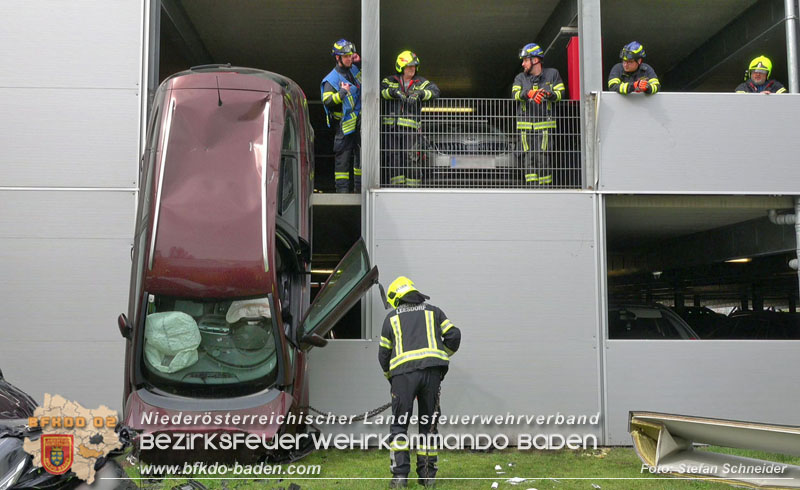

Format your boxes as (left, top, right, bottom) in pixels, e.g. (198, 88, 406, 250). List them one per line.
(406, 92, 420, 105)
(526, 89, 536, 100)
(534, 90, 551, 104)
(392, 88, 407, 101)
(635, 79, 649, 92)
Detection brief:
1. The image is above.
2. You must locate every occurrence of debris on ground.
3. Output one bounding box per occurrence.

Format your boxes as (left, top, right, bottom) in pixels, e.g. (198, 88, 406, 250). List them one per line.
(582, 448, 611, 458)
(170, 480, 207, 490)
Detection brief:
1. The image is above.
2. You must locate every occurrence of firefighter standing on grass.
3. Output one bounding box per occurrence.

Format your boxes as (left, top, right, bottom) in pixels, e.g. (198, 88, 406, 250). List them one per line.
(321, 39, 362, 193)
(381, 51, 440, 187)
(607, 41, 660, 95)
(379, 276, 461, 488)
(512, 42, 565, 186)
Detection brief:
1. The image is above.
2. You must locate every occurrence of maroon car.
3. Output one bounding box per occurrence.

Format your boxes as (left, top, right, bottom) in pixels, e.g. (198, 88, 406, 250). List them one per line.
(117, 65, 377, 460)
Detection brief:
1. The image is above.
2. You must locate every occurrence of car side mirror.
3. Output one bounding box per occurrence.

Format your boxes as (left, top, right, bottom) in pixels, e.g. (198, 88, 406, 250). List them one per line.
(300, 333, 328, 348)
(117, 314, 132, 340)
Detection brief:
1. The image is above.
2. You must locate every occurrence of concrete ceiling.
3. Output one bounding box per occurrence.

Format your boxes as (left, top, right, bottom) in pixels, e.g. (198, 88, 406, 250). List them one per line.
(605, 195, 795, 250)
(159, 0, 789, 98)
(160, 0, 561, 98)
(601, 0, 761, 90)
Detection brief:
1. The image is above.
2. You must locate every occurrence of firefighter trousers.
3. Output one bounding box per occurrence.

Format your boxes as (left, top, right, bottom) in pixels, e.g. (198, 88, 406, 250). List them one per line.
(333, 129, 361, 193)
(389, 367, 443, 479)
(384, 131, 422, 187)
(519, 127, 553, 185)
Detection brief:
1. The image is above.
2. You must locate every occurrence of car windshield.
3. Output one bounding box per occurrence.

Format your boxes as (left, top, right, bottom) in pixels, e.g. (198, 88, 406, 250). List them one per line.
(140, 294, 279, 395)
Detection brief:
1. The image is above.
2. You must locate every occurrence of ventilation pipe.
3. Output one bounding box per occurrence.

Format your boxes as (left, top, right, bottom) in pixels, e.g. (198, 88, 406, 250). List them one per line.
(768, 198, 800, 302)
(786, 0, 799, 92)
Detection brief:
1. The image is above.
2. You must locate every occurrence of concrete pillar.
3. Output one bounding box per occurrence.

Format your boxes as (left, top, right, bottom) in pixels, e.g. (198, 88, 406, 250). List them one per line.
(578, 0, 602, 189)
(360, 0, 379, 191)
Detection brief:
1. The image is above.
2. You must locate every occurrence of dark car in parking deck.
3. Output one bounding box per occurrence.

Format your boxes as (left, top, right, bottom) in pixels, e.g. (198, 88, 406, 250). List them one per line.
(609, 305, 700, 339)
(671, 306, 733, 338)
(422, 119, 516, 170)
(721, 310, 800, 339)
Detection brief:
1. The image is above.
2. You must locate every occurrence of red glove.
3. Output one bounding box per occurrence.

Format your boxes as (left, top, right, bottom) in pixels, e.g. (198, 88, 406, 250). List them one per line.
(534, 90, 550, 104)
(635, 79, 649, 92)
(526, 89, 536, 100)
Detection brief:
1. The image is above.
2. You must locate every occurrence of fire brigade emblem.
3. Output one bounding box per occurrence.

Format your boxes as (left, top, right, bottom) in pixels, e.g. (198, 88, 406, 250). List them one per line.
(41, 434, 74, 474)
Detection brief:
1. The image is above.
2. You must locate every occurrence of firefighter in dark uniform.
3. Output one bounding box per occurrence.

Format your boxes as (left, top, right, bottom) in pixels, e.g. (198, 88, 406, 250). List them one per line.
(381, 51, 440, 187)
(512, 43, 565, 186)
(735, 56, 787, 94)
(607, 41, 660, 95)
(321, 39, 362, 193)
(379, 276, 461, 488)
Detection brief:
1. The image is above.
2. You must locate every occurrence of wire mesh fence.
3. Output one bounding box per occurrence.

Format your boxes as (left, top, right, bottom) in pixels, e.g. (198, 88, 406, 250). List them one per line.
(379, 97, 581, 189)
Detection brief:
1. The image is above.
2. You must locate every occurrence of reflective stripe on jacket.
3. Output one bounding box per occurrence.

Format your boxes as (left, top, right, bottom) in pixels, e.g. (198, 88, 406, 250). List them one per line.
(378, 301, 460, 378)
(512, 67, 565, 128)
(734, 79, 787, 94)
(607, 62, 660, 95)
(321, 65, 362, 135)
(380, 74, 440, 130)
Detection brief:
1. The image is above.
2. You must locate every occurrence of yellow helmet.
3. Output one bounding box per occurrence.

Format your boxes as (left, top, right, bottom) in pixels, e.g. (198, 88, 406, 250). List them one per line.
(395, 50, 420, 73)
(386, 276, 419, 308)
(747, 55, 772, 79)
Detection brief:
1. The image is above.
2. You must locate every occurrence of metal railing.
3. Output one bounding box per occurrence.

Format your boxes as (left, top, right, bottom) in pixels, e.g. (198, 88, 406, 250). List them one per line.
(379, 98, 581, 189)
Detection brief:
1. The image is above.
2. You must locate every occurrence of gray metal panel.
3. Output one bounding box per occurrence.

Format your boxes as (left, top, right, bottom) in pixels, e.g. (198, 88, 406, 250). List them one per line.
(0, 191, 133, 410)
(309, 191, 602, 438)
(605, 341, 800, 445)
(308, 340, 388, 418)
(0, 89, 140, 187)
(373, 191, 596, 241)
(0, 237, 132, 342)
(0, 341, 124, 413)
(0, 191, 135, 239)
(0, 0, 142, 88)
(598, 93, 800, 194)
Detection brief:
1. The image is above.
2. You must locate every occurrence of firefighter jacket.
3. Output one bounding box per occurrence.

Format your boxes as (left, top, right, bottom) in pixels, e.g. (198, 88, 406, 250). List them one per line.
(380, 74, 440, 131)
(607, 62, 660, 94)
(379, 296, 461, 379)
(512, 68, 565, 132)
(735, 79, 787, 94)
(321, 64, 362, 135)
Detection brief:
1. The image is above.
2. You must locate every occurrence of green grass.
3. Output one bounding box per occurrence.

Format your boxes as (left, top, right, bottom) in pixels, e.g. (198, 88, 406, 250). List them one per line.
(121, 446, 800, 490)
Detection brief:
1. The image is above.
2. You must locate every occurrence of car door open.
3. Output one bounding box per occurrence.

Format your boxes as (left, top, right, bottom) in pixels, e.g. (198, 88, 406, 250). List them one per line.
(299, 237, 379, 349)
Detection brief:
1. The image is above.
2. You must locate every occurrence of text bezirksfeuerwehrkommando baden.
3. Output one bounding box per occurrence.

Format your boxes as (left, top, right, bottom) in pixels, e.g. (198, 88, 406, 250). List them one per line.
(139, 431, 599, 451)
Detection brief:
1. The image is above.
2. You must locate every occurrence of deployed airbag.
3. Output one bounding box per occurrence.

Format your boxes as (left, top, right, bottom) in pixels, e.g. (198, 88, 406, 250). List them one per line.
(145, 312, 202, 373)
(226, 297, 271, 323)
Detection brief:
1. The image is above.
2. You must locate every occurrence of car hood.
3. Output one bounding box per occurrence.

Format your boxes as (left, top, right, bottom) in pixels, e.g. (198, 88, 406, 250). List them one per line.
(124, 387, 292, 438)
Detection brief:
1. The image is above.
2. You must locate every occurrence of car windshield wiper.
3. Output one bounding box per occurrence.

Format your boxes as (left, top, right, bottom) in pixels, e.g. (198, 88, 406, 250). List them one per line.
(181, 372, 240, 383)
